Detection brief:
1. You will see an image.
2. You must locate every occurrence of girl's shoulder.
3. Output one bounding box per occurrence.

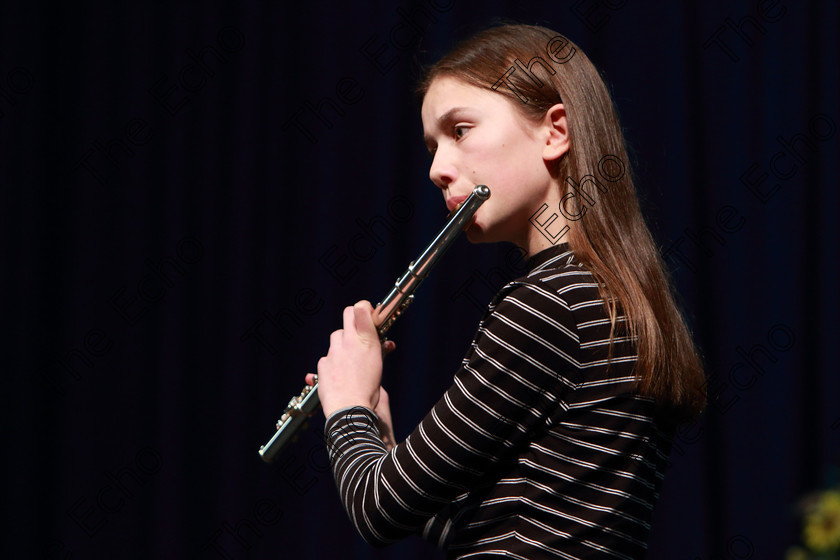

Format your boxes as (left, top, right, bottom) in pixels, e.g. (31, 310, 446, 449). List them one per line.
(518, 245, 601, 306)
(485, 248, 612, 334)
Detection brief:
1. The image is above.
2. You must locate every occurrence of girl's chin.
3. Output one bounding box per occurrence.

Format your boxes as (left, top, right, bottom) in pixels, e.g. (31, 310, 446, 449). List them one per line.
(464, 227, 480, 243)
(464, 223, 492, 244)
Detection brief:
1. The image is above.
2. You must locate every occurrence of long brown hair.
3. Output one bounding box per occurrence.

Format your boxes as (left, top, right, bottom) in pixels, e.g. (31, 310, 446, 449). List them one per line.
(419, 24, 706, 419)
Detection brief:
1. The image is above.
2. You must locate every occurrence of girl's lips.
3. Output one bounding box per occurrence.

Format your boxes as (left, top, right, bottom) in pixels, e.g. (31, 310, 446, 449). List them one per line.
(446, 195, 469, 213)
(445, 195, 479, 230)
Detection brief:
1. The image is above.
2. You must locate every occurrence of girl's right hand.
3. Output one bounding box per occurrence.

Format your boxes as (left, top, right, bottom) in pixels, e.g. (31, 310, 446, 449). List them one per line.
(374, 386, 396, 451)
(301, 379, 395, 450)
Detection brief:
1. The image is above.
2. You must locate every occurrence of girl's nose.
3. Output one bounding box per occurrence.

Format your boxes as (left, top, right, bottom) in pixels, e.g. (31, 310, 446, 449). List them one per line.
(429, 150, 458, 190)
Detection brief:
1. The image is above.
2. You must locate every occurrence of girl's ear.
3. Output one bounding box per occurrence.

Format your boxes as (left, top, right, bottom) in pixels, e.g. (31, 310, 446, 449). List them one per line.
(542, 103, 570, 162)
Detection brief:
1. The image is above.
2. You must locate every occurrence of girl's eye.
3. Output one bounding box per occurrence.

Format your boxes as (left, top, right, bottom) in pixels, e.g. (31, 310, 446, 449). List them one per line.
(454, 126, 469, 139)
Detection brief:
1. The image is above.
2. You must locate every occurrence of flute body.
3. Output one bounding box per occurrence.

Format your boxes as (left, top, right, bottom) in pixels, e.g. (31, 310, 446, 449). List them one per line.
(258, 184, 491, 463)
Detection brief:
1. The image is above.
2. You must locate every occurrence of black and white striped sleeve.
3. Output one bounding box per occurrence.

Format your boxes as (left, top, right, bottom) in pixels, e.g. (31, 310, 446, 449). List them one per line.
(323, 279, 582, 546)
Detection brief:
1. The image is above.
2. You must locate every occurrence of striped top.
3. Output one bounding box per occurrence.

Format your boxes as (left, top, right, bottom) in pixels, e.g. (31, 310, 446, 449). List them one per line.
(324, 243, 675, 559)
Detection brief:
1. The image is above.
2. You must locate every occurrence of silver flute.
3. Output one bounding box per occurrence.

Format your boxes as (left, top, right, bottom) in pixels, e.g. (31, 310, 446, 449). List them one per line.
(258, 184, 491, 463)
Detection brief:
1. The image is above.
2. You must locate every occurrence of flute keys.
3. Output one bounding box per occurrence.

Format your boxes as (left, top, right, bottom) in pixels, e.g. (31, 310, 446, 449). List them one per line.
(286, 397, 302, 417)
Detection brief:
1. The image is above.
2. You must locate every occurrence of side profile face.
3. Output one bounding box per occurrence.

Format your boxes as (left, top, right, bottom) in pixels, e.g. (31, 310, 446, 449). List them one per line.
(421, 76, 570, 254)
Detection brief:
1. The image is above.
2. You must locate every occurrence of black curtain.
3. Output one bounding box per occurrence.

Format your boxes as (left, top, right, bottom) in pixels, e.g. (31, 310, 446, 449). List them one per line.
(3, 1, 838, 558)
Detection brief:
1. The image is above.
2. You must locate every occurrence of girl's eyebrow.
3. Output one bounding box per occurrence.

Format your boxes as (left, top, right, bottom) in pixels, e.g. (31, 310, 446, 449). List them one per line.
(422, 106, 473, 147)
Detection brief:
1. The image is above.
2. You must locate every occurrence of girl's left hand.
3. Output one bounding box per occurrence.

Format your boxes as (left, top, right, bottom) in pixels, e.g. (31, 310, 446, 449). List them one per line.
(315, 300, 386, 417)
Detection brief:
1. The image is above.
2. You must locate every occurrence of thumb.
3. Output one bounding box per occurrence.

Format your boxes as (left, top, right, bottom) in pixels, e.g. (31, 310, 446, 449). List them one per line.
(353, 301, 379, 342)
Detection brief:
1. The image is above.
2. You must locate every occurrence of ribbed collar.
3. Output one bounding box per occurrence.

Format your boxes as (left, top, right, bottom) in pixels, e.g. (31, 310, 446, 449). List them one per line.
(526, 242, 574, 274)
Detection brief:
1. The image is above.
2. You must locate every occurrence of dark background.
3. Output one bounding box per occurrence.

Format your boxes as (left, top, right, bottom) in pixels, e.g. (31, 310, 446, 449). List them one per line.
(2, 1, 838, 558)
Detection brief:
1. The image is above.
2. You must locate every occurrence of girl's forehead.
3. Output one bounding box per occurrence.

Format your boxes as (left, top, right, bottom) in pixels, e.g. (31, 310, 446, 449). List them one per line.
(424, 76, 486, 102)
(422, 77, 505, 118)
